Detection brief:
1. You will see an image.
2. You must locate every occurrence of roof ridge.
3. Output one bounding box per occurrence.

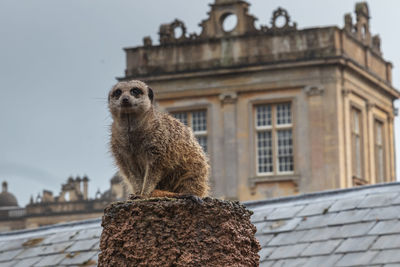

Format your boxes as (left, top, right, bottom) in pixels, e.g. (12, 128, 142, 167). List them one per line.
(244, 181, 400, 208)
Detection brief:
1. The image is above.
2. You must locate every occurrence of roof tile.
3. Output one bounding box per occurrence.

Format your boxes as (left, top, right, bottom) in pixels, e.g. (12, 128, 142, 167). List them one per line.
(266, 205, 305, 220)
(301, 255, 343, 267)
(271, 258, 308, 267)
(331, 222, 376, 238)
(393, 194, 400, 205)
(13, 257, 41, 267)
(371, 249, 400, 264)
(328, 209, 370, 226)
(335, 236, 377, 253)
(362, 206, 400, 221)
(0, 238, 28, 252)
(59, 251, 97, 265)
(368, 220, 400, 235)
(42, 230, 79, 245)
(259, 246, 276, 262)
(371, 234, 400, 250)
(251, 207, 275, 223)
(35, 253, 66, 267)
(268, 243, 309, 260)
(260, 260, 275, 267)
(0, 261, 19, 267)
(299, 227, 340, 242)
(72, 227, 102, 241)
(262, 217, 303, 234)
(40, 241, 75, 255)
(268, 230, 307, 246)
(0, 249, 23, 262)
(297, 201, 334, 217)
(335, 251, 378, 266)
(296, 213, 336, 230)
(15, 246, 46, 259)
(329, 197, 365, 212)
(300, 240, 342, 256)
(357, 193, 400, 208)
(66, 239, 99, 252)
(256, 234, 274, 247)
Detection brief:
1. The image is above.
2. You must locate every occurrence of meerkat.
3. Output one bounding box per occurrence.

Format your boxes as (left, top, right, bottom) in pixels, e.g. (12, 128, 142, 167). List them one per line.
(108, 80, 209, 198)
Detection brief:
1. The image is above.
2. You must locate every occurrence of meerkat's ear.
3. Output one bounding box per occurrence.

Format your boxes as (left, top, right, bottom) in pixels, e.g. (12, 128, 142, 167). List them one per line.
(148, 87, 154, 103)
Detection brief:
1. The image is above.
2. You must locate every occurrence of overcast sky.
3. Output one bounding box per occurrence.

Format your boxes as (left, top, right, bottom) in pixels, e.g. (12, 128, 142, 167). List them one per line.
(0, 0, 399, 206)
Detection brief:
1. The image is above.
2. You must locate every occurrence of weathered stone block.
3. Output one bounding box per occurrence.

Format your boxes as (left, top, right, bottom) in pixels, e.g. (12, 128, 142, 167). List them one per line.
(98, 197, 260, 266)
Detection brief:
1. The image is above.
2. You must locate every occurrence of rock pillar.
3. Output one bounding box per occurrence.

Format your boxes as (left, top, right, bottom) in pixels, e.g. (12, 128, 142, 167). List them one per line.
(98, 197, 260, 266)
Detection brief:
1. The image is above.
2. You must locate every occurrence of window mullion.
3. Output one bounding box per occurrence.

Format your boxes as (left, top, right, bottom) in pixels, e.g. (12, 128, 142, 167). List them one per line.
(272, 105, 277, 175)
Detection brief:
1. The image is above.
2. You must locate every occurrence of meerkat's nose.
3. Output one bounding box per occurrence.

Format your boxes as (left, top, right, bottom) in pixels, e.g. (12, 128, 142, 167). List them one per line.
(122, 97, 130, 105)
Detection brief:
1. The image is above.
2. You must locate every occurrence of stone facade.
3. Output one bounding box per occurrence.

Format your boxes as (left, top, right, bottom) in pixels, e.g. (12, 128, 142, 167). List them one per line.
(0, 174, 127, 231)
(119, 1, 399, 201)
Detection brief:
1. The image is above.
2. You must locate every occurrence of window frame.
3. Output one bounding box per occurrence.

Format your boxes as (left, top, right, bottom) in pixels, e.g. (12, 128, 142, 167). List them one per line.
(350, 105, 365, 182)
(169, 108, 209, 154)
(254, 102, 295, 176)
(374, 118, 386, 183)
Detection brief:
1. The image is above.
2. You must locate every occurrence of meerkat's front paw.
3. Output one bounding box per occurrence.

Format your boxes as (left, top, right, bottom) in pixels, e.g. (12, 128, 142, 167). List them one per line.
(128, 194, 144, 200)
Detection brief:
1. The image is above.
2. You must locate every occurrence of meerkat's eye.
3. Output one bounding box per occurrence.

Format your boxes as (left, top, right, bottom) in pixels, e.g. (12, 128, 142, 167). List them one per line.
(130, 87, 143, 97)
(112, 89, 122, 98)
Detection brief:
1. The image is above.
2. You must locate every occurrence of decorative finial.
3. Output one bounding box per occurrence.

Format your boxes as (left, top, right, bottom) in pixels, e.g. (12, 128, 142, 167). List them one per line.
(2, 181, 7, 192)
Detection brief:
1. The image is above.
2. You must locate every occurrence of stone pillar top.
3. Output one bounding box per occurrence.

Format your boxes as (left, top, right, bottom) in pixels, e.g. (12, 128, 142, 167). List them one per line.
(99, 197, 260, 266)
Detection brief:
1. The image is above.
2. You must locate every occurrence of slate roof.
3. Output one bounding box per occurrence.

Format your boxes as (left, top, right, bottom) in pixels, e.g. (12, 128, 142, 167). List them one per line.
(247, 182, 400, 267)
(0, 182, 399, 266)
(0, 218, 101, 266)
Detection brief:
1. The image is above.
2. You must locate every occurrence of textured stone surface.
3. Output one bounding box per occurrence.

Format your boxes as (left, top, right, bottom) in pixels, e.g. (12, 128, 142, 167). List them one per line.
(99, 197, 260, 266)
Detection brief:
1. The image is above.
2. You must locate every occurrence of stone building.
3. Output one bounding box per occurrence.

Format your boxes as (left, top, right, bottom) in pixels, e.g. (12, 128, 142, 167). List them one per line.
(119, 0, 399, 201)
(0, 175, 127, 232)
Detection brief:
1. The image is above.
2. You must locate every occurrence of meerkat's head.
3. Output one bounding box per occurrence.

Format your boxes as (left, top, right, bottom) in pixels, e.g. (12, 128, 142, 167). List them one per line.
(108, 80, 154, 117)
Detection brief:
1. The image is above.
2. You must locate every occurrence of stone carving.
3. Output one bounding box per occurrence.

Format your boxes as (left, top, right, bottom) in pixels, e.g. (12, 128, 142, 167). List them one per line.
(343, 2, 380, 52)
(304, 85, 325, 96)
(344, 13, 353, 33)
(199, 0, 257, 38)
(219, 92, 238, 104)
(366, 101, 375, 111)
(261, 7, 297, 34)
(159, 19, 188, 45)
(372, 35, 381, 52)
(271, 8, 296, 30)
(143, 36, 152, 47)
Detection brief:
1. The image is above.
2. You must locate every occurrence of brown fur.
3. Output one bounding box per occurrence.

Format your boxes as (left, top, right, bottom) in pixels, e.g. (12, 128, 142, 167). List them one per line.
(108, 80, 209, 197)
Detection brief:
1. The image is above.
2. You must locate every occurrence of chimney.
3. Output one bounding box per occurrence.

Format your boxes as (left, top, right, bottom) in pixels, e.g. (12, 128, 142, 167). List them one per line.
(75, 176, 82, 196)
(2, 181, 7, 192)
(98, 197, 260, 266)
(42, 190, 54, 203)
(82, 176, 89, 200)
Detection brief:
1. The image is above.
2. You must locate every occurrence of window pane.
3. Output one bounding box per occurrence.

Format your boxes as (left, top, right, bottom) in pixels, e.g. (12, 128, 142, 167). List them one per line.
(257, 131, 273, 173)
(375, 121, 384, 182)
(355, 136, 361, 177)
(173, 112, 188, 126)
(256, 105, 272, 127)
(196, 136, 207, 153)
(377, 147, 384, 181)
(277, 130, 294, 172)
(192, 111, 207, 132)
(376, 122, 382, 145)
(353, 110, 360, 134)
(276, 103, 292, 125)
(352, 109, 362, 178)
